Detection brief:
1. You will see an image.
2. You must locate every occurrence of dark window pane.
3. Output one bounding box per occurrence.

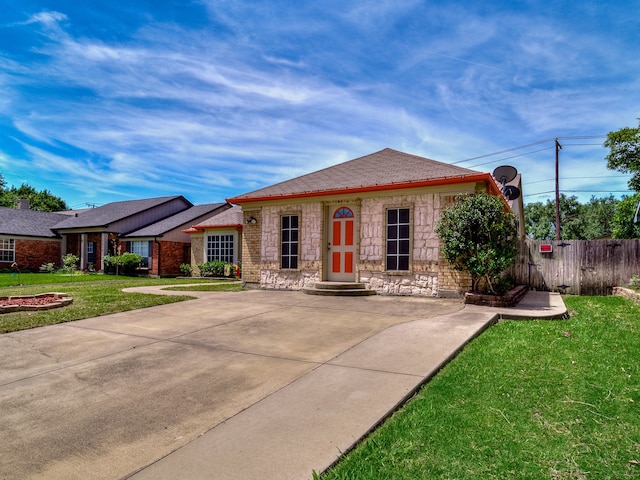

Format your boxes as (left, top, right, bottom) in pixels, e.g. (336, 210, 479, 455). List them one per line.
(291, 243, 298, 255)
(282, 243, 289, 256)
(387, 256, 397, 270)
(387, 240, 397, 254)
(399, 240, 410, 254)
(290, 257, 298, 269)
(291, 230, 299, 242)
(388, 225, 398, 240)
(282, 230, 289, 242)
(399, 225, 410, 239)
(399, 208, 410, 223)
(282, 216, 290, 229)
(282, 257, 290, 269)
(387, 209, 397, 224)
(290, 215, 299, 228)
(398, 256, 409, 271)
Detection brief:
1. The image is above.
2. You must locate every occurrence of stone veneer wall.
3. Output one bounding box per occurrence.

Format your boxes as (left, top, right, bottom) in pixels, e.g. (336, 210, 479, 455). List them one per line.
(358, 192, 445, 296)
(247, 188, 477, 295)
(257, 202, 323, 290)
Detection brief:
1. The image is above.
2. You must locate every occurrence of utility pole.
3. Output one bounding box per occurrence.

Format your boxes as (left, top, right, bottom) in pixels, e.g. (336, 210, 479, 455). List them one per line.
(555, 138, 562, 240)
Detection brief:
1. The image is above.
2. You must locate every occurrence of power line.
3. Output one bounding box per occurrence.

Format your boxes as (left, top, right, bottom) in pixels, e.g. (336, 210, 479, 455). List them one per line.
(524, 175, 632, 186)
(452, 135, 608, 166)
(466, 146, 553, 169)
(525, 189, 633, 197)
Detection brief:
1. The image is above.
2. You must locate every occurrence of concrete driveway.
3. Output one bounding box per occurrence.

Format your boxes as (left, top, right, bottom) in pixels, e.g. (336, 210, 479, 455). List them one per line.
(0, 287, 523, 479)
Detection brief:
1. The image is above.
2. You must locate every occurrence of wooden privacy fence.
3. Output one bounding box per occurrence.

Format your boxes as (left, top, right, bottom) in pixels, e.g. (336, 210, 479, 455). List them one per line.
(509, 239, 640, 295)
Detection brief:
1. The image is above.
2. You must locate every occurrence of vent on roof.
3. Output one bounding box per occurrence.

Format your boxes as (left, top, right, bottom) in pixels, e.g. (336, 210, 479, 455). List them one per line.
(18, 199, 30, 210)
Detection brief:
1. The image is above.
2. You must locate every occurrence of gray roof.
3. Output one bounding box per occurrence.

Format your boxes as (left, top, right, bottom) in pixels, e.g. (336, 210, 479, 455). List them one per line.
(0, 207, 68, 238)
(124, 203, 228, 237)
(228, 148, 479, 202)
(53, 196, 191, 229)
(190, 205, 244, 230)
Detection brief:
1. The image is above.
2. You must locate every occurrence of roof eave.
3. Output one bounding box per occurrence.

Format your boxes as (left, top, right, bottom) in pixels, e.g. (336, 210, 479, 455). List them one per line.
(227, 173, 499, 204)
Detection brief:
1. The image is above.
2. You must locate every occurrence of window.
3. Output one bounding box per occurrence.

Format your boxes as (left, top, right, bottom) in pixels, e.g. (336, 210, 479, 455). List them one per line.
(207, 234, 235, 263)
(87, 242, 96, 264)
(281, 214, 299, 269)
(130, 241, 152, 268)
(0, 237, 15, 262)
(386, 208, 410, 271)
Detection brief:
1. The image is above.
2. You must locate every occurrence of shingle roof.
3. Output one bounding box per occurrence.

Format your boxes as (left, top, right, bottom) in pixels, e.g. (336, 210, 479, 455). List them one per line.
(228, 148, 480, 203)
(52, 196, 191, 229)
(185, 206, 244, 233)
(0, 207, 68, 238)
(124, 203, 228, 237)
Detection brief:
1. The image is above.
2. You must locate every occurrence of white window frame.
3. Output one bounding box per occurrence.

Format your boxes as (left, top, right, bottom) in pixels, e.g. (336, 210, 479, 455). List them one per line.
(281, 214, 299, 270)
(130, 240, 152, 268)
(0, 237, 15, 262)
(385, 207, 411, 272)
(206, 231, 237, 264)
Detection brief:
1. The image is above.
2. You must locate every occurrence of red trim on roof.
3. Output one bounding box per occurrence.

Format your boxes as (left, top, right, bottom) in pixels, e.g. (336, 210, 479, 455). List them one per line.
(184, 223, 243, 234)
(228, 173, 504, 204)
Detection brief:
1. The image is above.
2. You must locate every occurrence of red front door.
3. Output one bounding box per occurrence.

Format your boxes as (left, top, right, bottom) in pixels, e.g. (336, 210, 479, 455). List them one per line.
(328, 206, 356, 281)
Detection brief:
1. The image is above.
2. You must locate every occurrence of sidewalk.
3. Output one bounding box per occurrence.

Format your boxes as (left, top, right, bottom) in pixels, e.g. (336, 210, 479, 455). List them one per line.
(128, 291, 567, 480)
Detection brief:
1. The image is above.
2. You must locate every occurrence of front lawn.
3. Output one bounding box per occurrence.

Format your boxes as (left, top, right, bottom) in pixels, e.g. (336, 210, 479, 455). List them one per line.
(320, 296, 640, 479)
(0, 274, 241, 333)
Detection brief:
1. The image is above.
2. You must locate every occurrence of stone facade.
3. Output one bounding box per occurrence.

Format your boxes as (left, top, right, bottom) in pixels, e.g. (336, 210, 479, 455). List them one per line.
(242, 186, 479, 296)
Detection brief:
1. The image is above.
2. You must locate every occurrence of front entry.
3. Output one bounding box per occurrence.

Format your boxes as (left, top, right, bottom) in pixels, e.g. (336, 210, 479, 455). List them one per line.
(328, 205, 356, 281)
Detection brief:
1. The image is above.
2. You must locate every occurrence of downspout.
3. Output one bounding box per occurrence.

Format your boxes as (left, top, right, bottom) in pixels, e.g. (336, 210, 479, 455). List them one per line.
(155, 237, 161, 277)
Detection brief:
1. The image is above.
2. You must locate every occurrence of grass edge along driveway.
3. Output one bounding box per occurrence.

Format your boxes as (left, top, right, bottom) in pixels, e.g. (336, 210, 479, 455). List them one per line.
(320, 295, 640, 480)
(0, 274, 241, 333)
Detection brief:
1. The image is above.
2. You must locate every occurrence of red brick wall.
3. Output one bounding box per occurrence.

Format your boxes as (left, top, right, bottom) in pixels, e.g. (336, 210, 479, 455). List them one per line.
(156, 241, 188, 276)
(3, 239, 62, 271)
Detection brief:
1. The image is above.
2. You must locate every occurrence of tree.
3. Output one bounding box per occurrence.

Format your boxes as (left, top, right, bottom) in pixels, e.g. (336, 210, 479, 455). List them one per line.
(524, 194, 617, 240)
(611, 193, 640, 239)
(605, 119, 640, 191)
(435, 192, 518, 295)
(0, 181, 68, 211)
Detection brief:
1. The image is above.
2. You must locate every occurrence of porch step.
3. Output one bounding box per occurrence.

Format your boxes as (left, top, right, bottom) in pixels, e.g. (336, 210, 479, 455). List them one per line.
(303, 281, 377, 296)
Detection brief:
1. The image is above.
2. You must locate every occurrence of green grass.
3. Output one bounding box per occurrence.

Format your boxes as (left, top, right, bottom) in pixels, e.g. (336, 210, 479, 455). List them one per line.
(321, 296, 640, 479)
(0, 273, 239, 333)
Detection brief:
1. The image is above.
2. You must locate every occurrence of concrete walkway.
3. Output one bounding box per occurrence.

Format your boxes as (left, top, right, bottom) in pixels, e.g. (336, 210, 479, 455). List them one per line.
(0, 288, 566, 480)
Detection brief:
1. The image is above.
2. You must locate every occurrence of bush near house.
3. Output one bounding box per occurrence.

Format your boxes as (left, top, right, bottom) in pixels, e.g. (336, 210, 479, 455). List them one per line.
(436, 192, 518, 295)
(103, 253, 144, 276)
(196, 260, 237, 278)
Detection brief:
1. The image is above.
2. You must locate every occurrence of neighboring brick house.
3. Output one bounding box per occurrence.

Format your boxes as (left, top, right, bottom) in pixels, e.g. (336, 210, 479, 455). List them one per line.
(184, 205, 243, 276)
(122, 203, 230, 276)
(0, 206, 68, 271)
(1, 196, 231, 275)
(227, 148, 523, 297)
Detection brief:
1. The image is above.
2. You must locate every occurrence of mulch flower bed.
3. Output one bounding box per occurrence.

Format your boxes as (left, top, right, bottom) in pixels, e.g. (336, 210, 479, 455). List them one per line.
(0, 293, 73, 313)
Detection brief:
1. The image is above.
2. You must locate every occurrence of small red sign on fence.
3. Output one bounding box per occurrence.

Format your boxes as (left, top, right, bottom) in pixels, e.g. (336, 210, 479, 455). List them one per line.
(539, 243, 553, 253)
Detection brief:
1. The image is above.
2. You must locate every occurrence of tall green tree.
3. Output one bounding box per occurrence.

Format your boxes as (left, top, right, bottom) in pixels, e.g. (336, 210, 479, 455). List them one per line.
(611, 193, 640, 239)
(525, 194, 617, 240)
(0, 180, 68, 212)
(435, 192, 518, 295)
(605, 119, 640, 191)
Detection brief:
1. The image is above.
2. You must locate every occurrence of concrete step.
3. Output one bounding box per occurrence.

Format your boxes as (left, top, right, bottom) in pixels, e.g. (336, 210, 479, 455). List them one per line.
(303, 282, 377, 296)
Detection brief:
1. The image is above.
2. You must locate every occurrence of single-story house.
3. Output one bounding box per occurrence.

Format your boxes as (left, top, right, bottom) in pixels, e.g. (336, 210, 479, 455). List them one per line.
(119, 203, 230, 276)
(0, 196, 231, 276)
(184, 205, 243, 276)
(0, 205, 68, 271)
(227, 148, 523, 297)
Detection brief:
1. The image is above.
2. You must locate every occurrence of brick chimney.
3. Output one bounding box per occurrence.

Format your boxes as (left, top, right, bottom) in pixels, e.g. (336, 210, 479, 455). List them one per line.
(17, 199, 30, 210)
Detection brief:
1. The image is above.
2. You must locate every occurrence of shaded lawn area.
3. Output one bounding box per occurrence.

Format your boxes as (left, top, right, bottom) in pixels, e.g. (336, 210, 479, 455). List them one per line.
(0, 273, 241, 333)
(320, 296, 640, 479)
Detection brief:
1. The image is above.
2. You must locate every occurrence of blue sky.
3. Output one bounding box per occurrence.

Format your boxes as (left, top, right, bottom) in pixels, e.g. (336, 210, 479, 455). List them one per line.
(0, 0, 638, 209)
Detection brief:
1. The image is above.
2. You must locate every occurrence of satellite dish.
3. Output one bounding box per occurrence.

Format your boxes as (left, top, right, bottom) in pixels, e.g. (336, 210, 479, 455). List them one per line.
(493, 165, 518, 184)
(502, 185, 521, 201)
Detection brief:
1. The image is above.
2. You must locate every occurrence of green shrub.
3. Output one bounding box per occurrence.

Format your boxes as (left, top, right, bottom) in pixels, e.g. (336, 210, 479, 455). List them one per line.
(103, 253, 143, 275)
(179, 263, 193, 276)
(39, 262, 56, 273)
(196, 260, 236, 277)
